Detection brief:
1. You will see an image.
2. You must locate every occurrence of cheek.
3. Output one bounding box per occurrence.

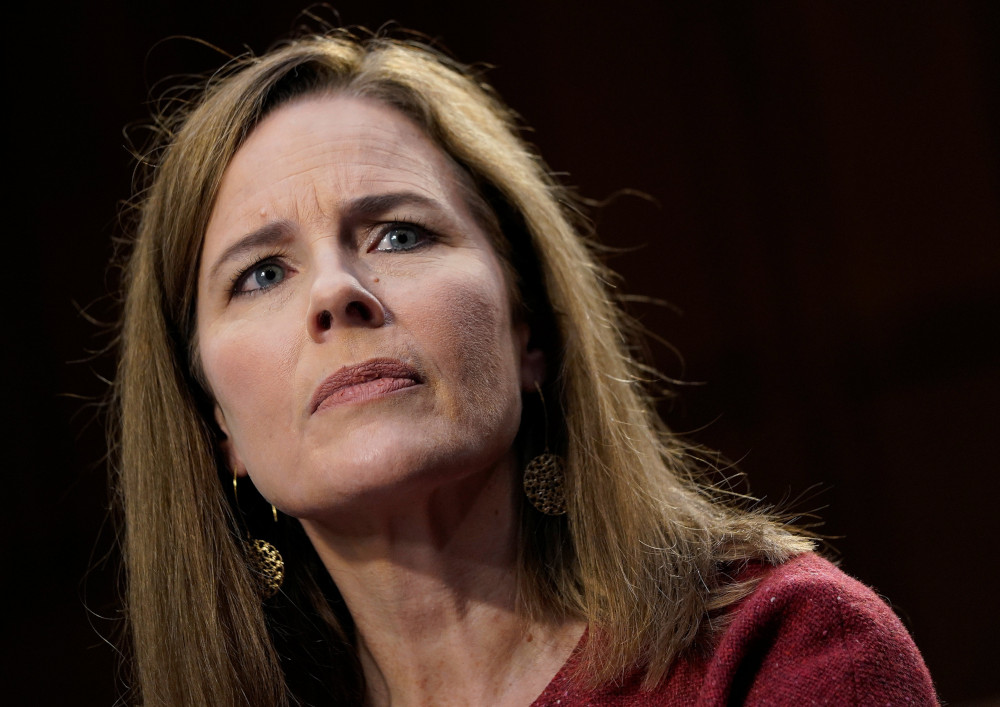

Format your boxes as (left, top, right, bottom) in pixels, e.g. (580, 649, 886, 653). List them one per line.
(199, 319, 300, 439)
(419, 275, 521, 416)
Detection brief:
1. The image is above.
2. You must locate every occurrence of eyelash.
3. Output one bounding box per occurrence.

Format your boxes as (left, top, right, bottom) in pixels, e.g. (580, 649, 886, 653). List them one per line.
(229, 248, 289, 298)
(226, 220, 438, 299)
(371, 219, 436, 252)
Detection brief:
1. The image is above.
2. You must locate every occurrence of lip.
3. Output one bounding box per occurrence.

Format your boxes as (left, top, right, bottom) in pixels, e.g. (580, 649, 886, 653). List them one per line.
(310, 358, 422, 413)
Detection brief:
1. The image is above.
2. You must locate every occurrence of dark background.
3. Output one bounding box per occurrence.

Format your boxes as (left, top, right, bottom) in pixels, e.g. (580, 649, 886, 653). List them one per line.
(7, 1, 998, 704)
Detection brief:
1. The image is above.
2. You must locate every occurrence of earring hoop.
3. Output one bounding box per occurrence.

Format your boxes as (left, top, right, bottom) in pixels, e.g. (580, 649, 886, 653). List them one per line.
(522, 383, 568, 516)
(232, 469, 285, 598)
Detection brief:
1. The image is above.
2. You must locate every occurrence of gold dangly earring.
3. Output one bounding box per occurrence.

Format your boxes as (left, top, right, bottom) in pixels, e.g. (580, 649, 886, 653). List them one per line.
(233, 468, 285, 599)
(523, 383, 568, 516)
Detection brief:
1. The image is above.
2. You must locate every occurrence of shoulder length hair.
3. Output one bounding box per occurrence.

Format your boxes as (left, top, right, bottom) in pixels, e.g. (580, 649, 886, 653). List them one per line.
(113, 29, 812, 705)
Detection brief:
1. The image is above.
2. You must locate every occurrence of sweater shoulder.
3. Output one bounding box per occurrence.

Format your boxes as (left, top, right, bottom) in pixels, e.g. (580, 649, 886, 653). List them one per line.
(735, 552, 891, 623)
(704, 552, 938, 704)
(533, 554, 938, 705)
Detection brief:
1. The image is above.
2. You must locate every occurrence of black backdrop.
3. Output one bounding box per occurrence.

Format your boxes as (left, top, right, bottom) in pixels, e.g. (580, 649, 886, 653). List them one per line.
(7, 1, 998, 703)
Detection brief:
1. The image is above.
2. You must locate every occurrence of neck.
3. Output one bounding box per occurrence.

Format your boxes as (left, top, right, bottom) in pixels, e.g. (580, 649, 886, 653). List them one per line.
(300, 458, 584, 706)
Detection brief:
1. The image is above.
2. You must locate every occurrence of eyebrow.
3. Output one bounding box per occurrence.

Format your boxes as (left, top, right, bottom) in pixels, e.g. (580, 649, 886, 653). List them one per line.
(207, 220, 293, 282)
(206, 191, 445, 281)
(345, 191, 442, 220)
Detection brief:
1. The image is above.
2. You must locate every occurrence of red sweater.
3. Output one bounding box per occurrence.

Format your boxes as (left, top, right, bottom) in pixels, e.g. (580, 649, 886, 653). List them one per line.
(532, 553, 937, 705)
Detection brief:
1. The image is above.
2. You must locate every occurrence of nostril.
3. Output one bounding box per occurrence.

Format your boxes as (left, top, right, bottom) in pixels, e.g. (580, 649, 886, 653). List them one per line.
(313, 295, 381, 335)
(346, 301, 372, 322)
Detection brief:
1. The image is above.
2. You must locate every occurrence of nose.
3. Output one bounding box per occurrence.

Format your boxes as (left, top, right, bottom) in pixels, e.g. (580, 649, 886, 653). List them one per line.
(307, 258, 386, 340)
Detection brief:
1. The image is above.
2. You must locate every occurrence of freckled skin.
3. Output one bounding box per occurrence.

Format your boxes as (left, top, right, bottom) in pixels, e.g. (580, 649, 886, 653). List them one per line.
(195, 95, 544, 528)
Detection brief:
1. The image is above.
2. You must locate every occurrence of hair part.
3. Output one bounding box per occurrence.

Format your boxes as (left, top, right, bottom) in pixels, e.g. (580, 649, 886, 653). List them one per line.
(113, 28, 812, 704)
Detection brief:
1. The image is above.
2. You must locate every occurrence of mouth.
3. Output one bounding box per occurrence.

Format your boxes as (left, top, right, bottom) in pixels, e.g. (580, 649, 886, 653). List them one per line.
(310, 358, 422, 413)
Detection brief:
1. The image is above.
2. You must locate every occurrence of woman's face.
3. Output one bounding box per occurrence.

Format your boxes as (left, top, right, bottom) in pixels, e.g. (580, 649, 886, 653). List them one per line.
(196, 94, 543, 522)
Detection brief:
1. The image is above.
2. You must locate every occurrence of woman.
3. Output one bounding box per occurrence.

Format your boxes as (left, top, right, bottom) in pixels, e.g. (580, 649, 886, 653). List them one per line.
(113, 29, 937, 705)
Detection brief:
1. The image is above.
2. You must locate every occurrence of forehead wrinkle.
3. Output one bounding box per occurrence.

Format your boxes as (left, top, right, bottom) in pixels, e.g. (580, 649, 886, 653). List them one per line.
(211, 95, 497, 268)
(308, 122, 429, 170)
(344, 145, 488, 236)
(311, 151, 446, 222)
(326, 111, 453, 185)
(343, 148, 449, 199)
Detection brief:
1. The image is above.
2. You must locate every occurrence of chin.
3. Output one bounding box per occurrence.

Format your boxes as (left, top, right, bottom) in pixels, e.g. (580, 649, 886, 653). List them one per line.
(286, 435, 515, 521)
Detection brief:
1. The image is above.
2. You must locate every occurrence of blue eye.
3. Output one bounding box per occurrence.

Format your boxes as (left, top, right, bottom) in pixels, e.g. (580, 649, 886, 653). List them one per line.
(375, 225, 426, 252)
(239, 261, 286, 293)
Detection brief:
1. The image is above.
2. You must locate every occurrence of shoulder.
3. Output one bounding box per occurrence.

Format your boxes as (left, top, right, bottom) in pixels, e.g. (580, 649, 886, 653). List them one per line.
(695, 552, 938, 704)
(728, 552, 910, 636)
(533, 553, 938, 706)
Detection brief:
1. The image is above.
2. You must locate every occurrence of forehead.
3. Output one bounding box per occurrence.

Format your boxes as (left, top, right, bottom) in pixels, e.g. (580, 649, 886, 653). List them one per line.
(206, 94, 472, 233)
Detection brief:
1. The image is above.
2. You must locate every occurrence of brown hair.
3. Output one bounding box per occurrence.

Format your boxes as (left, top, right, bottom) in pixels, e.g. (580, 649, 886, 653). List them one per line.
(113, 29, 813, 705)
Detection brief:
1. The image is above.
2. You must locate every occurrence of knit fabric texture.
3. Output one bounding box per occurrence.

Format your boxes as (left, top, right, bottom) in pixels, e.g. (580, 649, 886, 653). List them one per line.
(532, 553, 937, 705)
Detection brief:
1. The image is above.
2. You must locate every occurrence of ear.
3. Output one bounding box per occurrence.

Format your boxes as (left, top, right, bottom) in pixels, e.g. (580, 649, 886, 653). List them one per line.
(214, 403, 246, 477)
(515, 322, 547, 391)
